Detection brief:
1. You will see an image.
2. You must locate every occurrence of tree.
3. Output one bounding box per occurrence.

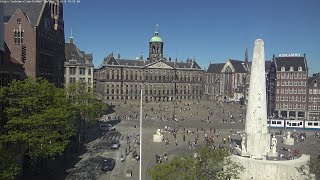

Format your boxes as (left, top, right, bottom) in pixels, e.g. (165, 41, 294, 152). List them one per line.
(0, 144, 20, 180)
(66, 82, 107, 144)
(0, 78, 76, 159)
(297, 157, 320, 180)
(148, 145, 244, 180)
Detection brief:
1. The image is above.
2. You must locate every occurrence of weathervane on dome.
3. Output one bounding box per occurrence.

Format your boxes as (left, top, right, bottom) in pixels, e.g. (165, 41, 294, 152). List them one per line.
(155, 24, 159, 32)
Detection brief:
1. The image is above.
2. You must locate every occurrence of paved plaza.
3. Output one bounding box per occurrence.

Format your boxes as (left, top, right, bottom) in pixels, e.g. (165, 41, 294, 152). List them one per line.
(48, 100, 320, 180)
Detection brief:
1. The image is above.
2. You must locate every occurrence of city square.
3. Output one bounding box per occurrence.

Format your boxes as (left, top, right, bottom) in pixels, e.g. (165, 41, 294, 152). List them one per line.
(41, 100, 319, 180)
(1, 1, 320, 180)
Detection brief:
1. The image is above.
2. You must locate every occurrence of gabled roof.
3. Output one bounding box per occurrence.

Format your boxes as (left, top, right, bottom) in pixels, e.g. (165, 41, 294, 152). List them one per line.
(274, 56, 307, 71)
(207, 63, 224, 73)
(4, 2, 44, 26)
(65, 43, 93, 66)
(308, 74, 320, 87)
(100, 54, 202, 70)
(229, 59, 248, 73)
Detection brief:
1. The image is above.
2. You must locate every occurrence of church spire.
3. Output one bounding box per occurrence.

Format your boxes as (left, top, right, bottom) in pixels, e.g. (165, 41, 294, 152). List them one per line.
(70, 28, 74, 43)
(245, 44, 248, 64)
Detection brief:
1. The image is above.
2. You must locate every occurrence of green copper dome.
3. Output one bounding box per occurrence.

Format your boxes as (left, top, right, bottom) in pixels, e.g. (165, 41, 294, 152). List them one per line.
(150, 31, 163, 42)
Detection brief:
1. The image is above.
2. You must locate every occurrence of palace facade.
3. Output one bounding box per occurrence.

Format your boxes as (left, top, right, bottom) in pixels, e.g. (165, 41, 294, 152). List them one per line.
(95, 30, 204, 102)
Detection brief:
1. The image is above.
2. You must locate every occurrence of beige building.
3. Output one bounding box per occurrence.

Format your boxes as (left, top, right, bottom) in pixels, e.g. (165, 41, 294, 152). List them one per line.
(64, 36, 94, 88)
(95, 30, 204, 102)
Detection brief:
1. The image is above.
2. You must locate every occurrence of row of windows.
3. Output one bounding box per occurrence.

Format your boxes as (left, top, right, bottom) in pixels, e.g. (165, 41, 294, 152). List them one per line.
(98, 69, 202, 82)
(67, 67, 92, 75)
(276, 96, 306, 102)
(309, 97, 320, 102)
(105, 84, 201, 90)
(308, 105, 320, 110)
(280, 66, 303, 72)
(277, 72, 306, 79)
(276, 88, 306, 94)
(105, 95, 200, 101)
(276, 103, 305, 110)
(68, 77, 92, 84)
(277, 80, 306, 87)
(309, 89, 320, 94)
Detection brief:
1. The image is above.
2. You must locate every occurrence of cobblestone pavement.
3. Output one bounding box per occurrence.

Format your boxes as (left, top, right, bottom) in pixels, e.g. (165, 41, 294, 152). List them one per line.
(64, 100, 320, 180)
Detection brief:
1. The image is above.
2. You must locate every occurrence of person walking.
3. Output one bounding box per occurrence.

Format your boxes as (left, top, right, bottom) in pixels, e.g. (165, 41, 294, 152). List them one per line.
(164, 153, 168, 162)
(175, 139, 178, 146)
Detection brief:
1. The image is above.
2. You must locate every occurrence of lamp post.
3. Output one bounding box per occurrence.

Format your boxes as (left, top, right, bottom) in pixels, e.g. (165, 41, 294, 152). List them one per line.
(173, 69, 178, 131)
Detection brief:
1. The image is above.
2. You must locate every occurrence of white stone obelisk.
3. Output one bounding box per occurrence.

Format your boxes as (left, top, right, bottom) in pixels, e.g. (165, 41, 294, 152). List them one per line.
(244, 39, 270, 159)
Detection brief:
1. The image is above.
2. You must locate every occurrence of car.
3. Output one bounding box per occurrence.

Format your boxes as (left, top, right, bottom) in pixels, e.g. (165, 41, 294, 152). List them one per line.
(101, 158, 115, 171)
(100, 123, 115, 131)
(110, 139, 120, 149)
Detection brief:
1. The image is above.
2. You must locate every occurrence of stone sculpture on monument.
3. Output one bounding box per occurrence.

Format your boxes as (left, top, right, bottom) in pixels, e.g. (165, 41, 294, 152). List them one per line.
(153, 129, 163, 142)
(283, 131, 295, 145)
(230, 39, 311, 180)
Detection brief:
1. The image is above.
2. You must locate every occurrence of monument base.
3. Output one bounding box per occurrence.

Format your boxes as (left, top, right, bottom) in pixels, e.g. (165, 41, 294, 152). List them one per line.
(153, 134, 163, 142)
(230, 154, 311, 180)
(267, 152, 278, 159)
(283, 137, 295, 145)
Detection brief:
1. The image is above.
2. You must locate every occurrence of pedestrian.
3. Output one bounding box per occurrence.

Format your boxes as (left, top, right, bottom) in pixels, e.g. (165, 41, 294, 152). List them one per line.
(120, 154, 124, 162)
(183, 134, 186, 142)
(155, 154, 160, 163)
(164, 153, 168, 162)
(175, 139, 178, 146)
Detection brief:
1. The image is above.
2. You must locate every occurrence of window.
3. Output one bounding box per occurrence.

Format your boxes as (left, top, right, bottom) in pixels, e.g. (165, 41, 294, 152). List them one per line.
(17, 18, 21, 24)
(289, 66, 294, 71)
(79, 68, 86, 75)
(281, 67, 285, 71)
(70, 77, 76, 83)
(313, 89, 318, 94)
(298, 66, 302, 71)
(88, 78, 91, 84)
(14, 29, 24, 44)
(88, 68, 92, 75)
(69, 67, 76, 75)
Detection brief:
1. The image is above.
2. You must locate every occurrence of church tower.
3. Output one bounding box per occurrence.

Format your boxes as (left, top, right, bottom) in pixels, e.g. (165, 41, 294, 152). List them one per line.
(148, 24, 163, 62)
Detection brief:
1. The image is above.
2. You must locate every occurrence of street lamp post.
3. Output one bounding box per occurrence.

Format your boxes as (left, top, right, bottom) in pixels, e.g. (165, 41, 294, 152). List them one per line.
(173, 69, 177, 131)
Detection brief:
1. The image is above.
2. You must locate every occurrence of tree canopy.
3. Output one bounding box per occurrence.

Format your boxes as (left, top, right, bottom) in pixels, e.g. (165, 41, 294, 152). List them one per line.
(66, 82, 107, 125)
(0, 78, 76, 159)
(148, 145, 244, 180)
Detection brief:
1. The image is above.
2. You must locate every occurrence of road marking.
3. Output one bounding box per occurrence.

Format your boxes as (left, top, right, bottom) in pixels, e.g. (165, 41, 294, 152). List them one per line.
(109, 151, 120, 180)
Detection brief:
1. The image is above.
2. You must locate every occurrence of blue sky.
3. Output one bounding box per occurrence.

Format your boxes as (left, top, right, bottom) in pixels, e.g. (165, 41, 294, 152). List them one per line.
(63, 0, 320, 74)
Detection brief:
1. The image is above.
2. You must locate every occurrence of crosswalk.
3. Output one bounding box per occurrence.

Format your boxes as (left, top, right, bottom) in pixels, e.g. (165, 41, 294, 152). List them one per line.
(101, 131, 126, 142)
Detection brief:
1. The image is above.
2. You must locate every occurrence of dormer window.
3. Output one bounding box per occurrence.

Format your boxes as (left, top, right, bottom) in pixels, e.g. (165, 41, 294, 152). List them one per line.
(281, 67, 285, 71)
(298, 66, 302, 71)
(289, 66, 294, 71)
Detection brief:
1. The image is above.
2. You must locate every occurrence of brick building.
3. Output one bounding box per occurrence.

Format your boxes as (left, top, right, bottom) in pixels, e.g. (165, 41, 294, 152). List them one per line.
(270, 55, 308, 119)
(3, 0, 65, 87)
(204, 63, 224, 100)
(307, 73, 320, 120)
(64, 35, 94, 88)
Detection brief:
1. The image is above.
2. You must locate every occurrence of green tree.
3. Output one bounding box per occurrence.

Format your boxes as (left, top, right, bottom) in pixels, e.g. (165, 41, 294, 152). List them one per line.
(148, 146, 244, 180)
(0, 144, 20, 180)
(66, 82, 107, 143)
(0, 78, 76, 159)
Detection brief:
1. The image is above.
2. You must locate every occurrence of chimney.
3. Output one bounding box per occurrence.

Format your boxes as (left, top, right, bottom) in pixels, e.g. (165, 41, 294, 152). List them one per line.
(118, 54, 121, 60)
